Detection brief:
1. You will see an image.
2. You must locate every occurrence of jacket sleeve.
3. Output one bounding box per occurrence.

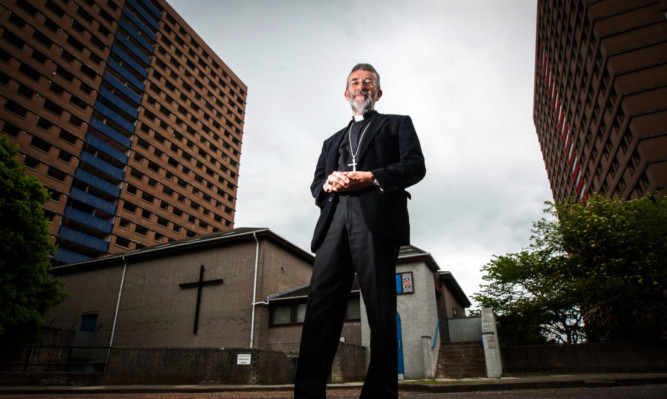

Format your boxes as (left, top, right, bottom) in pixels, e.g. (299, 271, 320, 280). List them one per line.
(371, 115, 426, 193)
(310, 140, 330, 208)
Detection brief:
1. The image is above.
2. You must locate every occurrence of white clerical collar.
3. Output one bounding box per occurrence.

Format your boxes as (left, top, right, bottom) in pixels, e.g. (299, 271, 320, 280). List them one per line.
(353, 114, 364, 122)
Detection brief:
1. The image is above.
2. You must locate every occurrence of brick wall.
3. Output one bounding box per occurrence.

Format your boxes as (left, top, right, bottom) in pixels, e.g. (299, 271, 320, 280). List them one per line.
(106, 347, 295, 385)
(1, 347, 296, 386)
(330, 342, 367, 383)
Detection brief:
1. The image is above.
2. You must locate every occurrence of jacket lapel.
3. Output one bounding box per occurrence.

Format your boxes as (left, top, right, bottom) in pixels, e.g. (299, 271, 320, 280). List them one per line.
(327, 123, 351, 171)
(357, 113, 386, 163)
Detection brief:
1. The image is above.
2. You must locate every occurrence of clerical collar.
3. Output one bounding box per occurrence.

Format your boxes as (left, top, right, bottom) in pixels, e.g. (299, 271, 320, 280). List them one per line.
(352, 110, 377, 123)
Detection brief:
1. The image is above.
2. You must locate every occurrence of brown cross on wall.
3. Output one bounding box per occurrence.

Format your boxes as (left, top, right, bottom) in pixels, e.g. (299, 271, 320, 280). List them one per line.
(179, 264, 223, 334)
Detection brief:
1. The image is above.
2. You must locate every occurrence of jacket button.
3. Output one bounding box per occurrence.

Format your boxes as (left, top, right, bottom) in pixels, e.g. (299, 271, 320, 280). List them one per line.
(328, 197, 333, 202)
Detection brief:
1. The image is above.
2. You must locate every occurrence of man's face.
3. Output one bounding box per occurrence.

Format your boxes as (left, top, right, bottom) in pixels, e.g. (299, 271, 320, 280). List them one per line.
(345, 69, 382, 115)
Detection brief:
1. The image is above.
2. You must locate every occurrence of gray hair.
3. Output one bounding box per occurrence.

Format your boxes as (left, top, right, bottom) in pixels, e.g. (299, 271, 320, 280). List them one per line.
(347, 63, 381, 90)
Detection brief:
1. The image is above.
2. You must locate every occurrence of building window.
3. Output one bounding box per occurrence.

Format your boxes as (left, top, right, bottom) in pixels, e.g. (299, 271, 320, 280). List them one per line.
(2, 122, 20, 137)
(80, 314, 98, 332)
(270, 302, 307, 327)
(270, 297, 359, 327)
(115, 237, 130, 248)
(4, 99, 28, 118)
(345, 297, 361, 321)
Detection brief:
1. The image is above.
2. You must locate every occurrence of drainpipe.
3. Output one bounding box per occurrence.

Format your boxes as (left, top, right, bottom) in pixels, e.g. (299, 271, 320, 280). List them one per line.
(106, 255, 128, 371)
(249, 232, 260, 348)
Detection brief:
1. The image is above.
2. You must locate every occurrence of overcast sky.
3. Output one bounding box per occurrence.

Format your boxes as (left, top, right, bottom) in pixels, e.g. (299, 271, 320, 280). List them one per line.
(166, 0, 552, 308)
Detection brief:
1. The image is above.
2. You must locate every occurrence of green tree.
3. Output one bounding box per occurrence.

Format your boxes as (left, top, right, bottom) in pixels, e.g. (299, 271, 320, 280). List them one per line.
(554, 193, 667, 341)
(474, 193, 666, 345)
(474, 249, 585, 345)
(0, 136, 66, 351)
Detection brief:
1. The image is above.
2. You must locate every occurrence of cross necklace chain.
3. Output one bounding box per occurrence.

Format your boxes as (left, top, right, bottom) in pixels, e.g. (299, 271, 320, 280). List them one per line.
(348, 120, 372, 172)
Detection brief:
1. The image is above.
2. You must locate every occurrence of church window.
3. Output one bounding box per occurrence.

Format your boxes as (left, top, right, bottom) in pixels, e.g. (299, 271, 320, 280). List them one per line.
(345, 297, 360, 321)
(271, 305, 292, 326)
(80, 314, 97, 332)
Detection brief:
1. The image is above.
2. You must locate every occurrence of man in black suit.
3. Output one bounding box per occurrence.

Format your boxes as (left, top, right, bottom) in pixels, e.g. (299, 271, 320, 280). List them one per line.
(294, 64, 426, 399)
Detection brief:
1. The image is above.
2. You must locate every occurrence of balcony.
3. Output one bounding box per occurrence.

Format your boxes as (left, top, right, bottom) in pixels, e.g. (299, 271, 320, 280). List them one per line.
(117, 19, 154, 55)
(64, 206, 114, 234)
(110, 43, 149, 79)
(113, 34, 151, 67)
(107, 58, 145, 92)
(103, 71, 142, 105)
(74, 169, 122, 198)
(93, 103, 136, 138)
(69, 187, 117, 215)
(58, 226, 109, 253)
(89, 118, 133, 149)
(98, 86, 140, 119)
(121, 7, 157, 41)
(52, 248, 93, 264)
(79, 151, 125, 181)
(85, 133, 129, 164)
(126, 0, 160, 30)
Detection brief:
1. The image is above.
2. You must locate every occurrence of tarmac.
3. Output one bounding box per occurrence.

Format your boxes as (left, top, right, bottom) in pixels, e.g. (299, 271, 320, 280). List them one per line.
(0, 372, 666, 396)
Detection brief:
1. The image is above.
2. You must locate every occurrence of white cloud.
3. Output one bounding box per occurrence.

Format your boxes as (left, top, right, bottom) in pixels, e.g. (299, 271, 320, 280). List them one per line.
(167, 0, 551, 307)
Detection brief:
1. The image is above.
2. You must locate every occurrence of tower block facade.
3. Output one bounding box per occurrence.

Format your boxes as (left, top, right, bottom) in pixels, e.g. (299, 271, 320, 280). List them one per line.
(533, 0, 666, 202)
(0, 0, 247, 263)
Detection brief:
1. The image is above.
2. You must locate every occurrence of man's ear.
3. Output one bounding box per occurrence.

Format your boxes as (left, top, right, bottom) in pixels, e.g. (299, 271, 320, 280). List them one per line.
(375, 90, 383, 101)
(344, 89, 350, 100)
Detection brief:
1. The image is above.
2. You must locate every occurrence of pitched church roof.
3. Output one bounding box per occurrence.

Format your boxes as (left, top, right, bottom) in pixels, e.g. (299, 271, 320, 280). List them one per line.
(51, 227, 314, 274)
(267, 244, 471, 308)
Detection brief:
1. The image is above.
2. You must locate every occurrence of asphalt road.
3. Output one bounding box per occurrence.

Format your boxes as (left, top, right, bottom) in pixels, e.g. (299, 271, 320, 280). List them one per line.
(1, 384, 666, 398)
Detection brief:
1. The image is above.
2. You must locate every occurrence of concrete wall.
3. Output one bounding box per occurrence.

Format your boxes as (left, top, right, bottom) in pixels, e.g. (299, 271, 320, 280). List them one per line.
(481, 308, 502, 378)
(448, 316, 481, 342)
(502, 341, 667, 373)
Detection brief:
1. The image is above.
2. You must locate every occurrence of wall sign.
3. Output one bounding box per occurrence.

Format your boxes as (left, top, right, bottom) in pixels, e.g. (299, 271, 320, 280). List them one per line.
(237, 354, 252, 365)
(396, 272, 414, 295)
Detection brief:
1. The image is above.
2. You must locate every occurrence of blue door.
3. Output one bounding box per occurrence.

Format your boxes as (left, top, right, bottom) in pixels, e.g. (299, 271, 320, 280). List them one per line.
(396, 311, 405, 379)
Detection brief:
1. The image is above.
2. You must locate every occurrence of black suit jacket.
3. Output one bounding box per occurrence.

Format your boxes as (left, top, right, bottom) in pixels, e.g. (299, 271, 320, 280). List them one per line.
(310, 113, 426, 252)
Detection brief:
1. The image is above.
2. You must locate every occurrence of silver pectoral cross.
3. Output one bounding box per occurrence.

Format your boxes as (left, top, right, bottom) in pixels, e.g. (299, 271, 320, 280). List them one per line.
(348, 156, 357, 172)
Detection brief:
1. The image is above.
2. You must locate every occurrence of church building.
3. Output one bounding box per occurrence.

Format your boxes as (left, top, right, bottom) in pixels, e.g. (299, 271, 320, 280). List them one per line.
(42, 227, 471, 381)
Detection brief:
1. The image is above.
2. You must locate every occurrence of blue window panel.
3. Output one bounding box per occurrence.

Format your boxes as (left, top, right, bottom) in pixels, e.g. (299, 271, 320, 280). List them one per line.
(98, 86, 140, 119)
(126, 0, 160, 30)
(93, 102, 136, 136)
(89, 118, 133, 149)
(135, 0, 162, 21)
(107, 58, 145, 91)
(110, 42, 150, 78)
(121, 7, 156, 41)
(58, 226, 109, 252)
(85, 133, 129, 164)
(116, 21, 154, 54)
(75, 169, 122, 198)
(53, 248, 93, 264)
(103, 71, 142, 105)
(65, 207, 114, 233)
(80, 151, 125, 181)
(69, 187, 117, 215)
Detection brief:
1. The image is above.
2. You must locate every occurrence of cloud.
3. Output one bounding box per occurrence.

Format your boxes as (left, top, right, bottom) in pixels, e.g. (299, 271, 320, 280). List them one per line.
(167, 0, 552, 307)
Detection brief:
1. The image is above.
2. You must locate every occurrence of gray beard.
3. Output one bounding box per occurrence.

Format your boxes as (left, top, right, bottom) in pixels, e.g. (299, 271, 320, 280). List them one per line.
(348, 92, 375, 114)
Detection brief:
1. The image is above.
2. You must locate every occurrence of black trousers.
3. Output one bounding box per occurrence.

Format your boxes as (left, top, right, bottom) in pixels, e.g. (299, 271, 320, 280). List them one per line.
(295, 195, 400, 399)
